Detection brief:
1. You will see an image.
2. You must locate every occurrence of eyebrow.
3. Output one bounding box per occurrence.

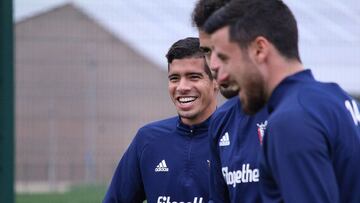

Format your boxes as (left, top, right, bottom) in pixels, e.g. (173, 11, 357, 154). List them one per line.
(217, 52, 228, 61)
(186, 72, 203, 77)
(199, 46, 211, 52)
(168, 72, 204, 78)
(200, 45, 210, 49)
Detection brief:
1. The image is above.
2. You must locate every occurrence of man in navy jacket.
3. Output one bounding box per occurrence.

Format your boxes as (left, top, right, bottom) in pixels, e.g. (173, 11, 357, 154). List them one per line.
(192, 0, 268, 202)
(204, 0, 360, 202)
(103, 37, 218, 203)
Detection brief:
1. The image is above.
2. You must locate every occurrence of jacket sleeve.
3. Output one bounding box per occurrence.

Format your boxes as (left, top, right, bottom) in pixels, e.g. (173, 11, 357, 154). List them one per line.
(103, 131, 146, 203)
(208, 124, 230, 203)
(260, 111, 339, 203)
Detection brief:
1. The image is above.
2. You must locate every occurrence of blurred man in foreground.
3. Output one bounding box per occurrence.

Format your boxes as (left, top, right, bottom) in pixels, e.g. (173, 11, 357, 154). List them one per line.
(192, 0, 268, 202)
(205, 0, 360, 202)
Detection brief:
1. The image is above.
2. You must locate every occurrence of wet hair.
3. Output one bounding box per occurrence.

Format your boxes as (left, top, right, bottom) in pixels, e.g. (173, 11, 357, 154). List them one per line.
(204, 0, 301, 61)
(166, 37, 213, 80)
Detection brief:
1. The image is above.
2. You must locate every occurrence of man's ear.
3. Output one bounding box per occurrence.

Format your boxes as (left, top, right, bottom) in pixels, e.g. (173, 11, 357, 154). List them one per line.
(249, 36, 270, 64)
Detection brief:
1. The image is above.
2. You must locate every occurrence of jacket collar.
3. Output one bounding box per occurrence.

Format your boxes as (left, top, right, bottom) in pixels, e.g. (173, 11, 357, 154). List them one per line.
(176, 116, 211, 136)
(268, 69, 315, 113)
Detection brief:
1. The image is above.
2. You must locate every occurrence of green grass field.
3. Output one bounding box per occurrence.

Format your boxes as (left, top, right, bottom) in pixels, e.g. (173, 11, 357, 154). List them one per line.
(16, 184, 107, 203)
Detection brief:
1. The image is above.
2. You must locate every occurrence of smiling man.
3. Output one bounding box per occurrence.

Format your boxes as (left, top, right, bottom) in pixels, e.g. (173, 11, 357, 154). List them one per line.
(103, 37, 218, 203)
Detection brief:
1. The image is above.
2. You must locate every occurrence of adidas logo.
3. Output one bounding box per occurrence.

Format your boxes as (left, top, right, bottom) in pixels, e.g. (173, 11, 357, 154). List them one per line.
(155, 160, 169, 172)
(219, 132, 230, 146)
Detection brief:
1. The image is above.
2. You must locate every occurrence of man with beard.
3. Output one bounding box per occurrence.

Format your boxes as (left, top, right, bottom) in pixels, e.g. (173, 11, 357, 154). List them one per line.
(204, 0, 360, 202)
(192, 0, 268, 202)
(103, 37, 218, 203)
(192, 0, 237, 99)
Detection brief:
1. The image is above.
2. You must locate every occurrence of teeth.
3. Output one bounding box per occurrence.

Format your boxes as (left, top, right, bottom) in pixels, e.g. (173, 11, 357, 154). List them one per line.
(179, 97, 196, 103)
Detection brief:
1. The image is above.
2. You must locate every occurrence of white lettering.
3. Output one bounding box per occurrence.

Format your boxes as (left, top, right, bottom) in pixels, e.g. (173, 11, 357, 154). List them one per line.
(345, 100, 360, 126)
(222, 164, 259, 188)
(253, 168, 259, 182)
(157, 196, 167, 203)
(157, 196, 203, 203)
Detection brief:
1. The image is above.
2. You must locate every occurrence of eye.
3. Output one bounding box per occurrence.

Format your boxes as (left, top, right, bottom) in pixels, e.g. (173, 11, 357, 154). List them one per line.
(189, 74, 202, 81)
(217, 53, 228, 63)
(168, 75, 179, 82)
(200, 47, 211, 55)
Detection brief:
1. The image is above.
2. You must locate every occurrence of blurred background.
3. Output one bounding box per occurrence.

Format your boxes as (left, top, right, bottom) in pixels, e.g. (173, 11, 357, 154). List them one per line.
(11, 0, 360, 202)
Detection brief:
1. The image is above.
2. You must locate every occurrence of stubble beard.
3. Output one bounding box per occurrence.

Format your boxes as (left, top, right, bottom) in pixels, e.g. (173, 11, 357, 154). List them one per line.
(239, 68, 267, 115)
(220, 83, 240, 99)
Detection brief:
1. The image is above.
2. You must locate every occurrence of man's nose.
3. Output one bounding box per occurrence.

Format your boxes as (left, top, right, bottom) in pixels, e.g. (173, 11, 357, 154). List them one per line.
(209, 52, 220, 72)
(177, 78, 191, 92)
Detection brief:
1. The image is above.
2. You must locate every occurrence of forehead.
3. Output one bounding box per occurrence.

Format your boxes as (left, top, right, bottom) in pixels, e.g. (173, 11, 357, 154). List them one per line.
(199, 30, 211, 48)
(168, 57, 206, 74)
(211, 26, 239, 53)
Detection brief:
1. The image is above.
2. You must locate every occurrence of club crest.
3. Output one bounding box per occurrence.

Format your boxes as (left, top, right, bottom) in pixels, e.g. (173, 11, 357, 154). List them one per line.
(257, 120, 268, 145)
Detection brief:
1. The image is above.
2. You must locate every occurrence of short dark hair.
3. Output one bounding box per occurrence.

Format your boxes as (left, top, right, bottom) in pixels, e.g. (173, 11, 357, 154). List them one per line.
(166, 37, 213, 80)
(204, 0, 301, 61)
(191, 0, 229, 29)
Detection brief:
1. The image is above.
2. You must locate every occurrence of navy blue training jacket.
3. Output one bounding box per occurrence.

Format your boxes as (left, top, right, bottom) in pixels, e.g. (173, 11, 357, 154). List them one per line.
(209, 97, 268, 203)
(103, 116, 210, 203)
(260, 70, 360, 203)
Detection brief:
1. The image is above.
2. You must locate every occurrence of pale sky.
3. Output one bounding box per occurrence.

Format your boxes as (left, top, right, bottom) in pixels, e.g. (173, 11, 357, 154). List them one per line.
(14, 0, 360, 93)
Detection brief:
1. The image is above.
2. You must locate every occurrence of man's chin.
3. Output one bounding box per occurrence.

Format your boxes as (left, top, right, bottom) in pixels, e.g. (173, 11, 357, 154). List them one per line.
(220, 85, 239, 99)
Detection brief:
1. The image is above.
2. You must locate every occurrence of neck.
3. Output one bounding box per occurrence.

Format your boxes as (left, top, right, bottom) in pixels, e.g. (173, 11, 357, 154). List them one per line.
(181, 100, 217, 126)
(265, 58, 304, 99)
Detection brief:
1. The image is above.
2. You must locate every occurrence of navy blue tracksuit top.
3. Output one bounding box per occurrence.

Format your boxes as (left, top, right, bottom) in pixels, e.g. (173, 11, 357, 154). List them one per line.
(209, 97, 269, 203)
(103, 116, 210, 203)
(260, 70, 360, 203)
